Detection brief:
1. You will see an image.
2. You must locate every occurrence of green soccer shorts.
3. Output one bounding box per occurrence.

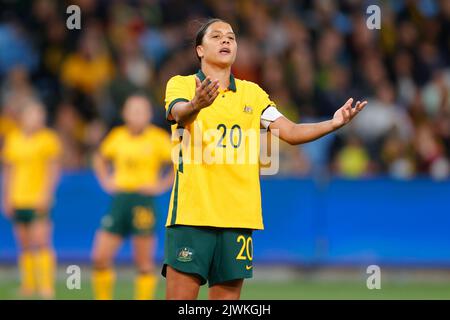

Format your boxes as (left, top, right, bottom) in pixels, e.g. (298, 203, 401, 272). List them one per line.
(101, 193, 157, 237)
(13, 208, 48, 224)
(162, 225, 254, 287)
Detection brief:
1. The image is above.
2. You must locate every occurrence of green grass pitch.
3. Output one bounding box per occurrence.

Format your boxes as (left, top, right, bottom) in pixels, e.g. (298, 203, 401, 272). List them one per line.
(0, 267, 449, 300)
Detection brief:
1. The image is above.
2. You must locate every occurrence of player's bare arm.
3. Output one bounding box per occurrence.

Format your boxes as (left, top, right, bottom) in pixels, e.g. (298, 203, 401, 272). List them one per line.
(1, 163, 12, 218)
(269, 98, 368, 145)
(168, 76, 219, 126)
(93, 152, 116, 194)
(37, 158, 61, 213)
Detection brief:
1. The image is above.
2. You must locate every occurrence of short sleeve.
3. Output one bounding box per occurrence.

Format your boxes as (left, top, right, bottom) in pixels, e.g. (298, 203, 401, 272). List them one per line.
(0, 117, 17, 137)
(99, 129, 118, 159)
(45, 132, 62, 160)
(255, 85, 277, 115)
(164, 76, 192, 124)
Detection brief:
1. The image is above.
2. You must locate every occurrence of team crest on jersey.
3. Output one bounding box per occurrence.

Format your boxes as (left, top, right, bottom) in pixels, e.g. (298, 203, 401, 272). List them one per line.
(177, 247, 194, 262)
(243, 105, 253, 114)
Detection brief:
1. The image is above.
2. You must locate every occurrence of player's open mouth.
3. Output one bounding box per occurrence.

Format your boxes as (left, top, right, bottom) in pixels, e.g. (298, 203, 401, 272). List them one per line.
(219, 48, 231, 55)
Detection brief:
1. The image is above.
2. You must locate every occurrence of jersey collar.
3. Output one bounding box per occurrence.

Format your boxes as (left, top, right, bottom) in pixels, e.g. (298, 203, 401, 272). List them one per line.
(196, 69, 237, 92)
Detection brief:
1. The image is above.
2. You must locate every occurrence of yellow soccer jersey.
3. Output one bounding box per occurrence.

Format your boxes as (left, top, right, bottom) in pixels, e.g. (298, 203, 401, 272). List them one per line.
(164, 70, 277, 230)
(100, 125, 172, 192)
(2, 128, 61, 209)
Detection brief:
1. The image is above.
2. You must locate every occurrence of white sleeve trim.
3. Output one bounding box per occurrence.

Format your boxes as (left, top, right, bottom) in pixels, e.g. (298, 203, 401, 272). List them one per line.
(260, 106, 284, 129)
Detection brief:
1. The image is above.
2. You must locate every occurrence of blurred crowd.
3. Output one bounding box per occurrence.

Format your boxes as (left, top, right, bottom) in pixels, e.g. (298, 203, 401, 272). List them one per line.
(0, 0, 449, 179)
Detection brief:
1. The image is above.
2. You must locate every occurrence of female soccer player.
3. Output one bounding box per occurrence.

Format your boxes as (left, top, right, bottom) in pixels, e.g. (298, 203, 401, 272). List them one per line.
(162, 19, 368, 300)
(91, 95, 174, 300)
(1, 100, 61, 299)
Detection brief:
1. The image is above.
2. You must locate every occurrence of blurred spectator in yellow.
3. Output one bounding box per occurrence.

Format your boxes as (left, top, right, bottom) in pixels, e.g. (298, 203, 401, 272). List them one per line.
(60, 27, 114, 95)
(334, 136, 370, 178)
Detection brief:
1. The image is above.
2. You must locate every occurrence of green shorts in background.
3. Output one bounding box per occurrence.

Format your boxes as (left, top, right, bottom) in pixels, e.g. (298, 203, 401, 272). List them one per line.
(13, 209, 48, 224)
(162, 225, 254, 287)
(101, 193, 156, 237)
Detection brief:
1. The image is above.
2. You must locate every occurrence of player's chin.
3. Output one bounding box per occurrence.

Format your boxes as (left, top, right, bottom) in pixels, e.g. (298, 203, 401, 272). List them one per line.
(213, 55, 235, 67)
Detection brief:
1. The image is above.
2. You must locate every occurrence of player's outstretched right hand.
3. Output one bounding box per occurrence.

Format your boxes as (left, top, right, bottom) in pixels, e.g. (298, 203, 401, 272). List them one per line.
(191, 76, 219, 111)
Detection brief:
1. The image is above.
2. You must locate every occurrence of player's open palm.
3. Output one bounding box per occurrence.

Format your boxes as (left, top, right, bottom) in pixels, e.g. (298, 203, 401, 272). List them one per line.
(332, 98, 367, 129)
(192, 76, 220, 110)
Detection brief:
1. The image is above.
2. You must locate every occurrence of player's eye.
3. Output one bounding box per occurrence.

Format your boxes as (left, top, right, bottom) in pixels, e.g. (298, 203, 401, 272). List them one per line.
(212, 35, 220, 38)
(228, 37, 235, 41)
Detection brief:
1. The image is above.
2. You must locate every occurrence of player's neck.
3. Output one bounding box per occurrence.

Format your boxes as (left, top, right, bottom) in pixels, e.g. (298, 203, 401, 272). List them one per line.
(127, 125, 145, 136)
(201, 64, 231, 90)
(22, 127, 40, 136)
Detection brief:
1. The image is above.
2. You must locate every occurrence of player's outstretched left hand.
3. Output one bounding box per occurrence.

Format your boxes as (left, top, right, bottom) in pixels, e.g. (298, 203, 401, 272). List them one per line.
(332, 98, 367, 129)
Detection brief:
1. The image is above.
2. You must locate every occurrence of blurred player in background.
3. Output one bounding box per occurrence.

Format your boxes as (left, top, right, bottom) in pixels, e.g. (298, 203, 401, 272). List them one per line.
(1, 100, 61, 299)
(163, 19, 367, 299)
(91, 95, 174, 300)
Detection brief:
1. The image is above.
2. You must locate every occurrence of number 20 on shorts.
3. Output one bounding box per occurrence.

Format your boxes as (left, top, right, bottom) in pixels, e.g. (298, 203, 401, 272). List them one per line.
(236, 235, 253, 261)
